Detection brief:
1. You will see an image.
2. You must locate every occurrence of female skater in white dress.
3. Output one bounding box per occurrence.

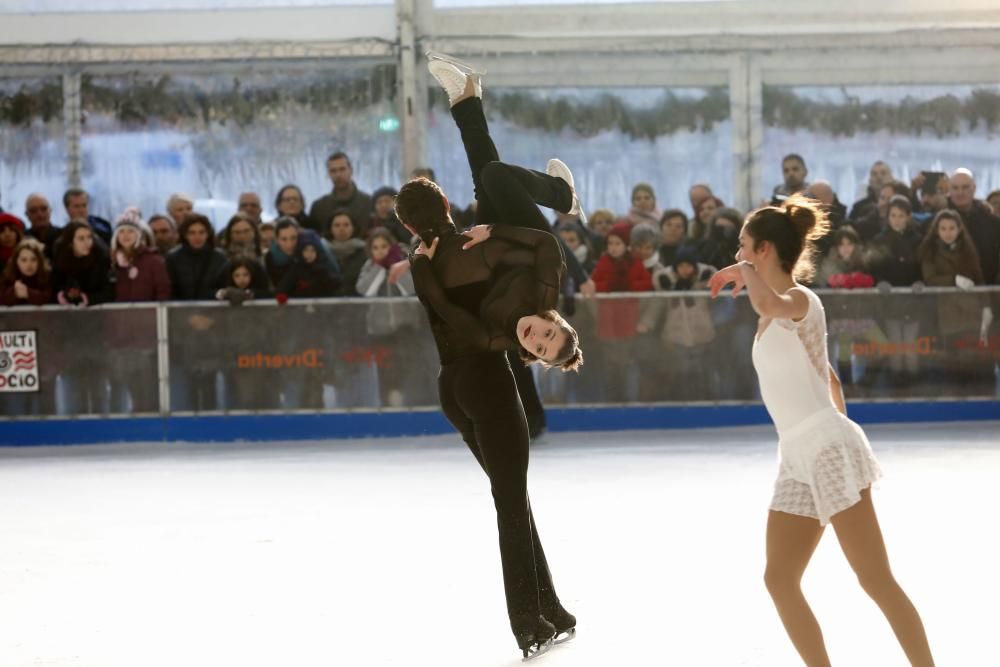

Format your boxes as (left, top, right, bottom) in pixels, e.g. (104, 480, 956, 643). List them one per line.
(708, 195, 935, 667)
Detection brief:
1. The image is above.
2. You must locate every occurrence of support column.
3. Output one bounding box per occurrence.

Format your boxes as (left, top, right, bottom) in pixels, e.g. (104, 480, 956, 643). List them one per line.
(729, 54, 763, 213)
(397, 0, 426, 181)
(62, 71, 82, 189)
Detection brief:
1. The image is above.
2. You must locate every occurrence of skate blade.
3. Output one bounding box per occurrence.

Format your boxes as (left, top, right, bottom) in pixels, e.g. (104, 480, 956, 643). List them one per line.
(521, 637, 553, 662)
(425, 51, 486, 76)
(553, 627, 576, 645)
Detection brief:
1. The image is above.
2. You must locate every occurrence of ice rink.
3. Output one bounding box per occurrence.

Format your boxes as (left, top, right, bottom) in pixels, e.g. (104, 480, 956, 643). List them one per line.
(1, 421, 998, 667)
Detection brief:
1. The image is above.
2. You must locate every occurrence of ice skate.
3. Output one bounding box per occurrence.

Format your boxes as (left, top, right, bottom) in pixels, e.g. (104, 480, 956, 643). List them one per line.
(513, 615, 555, 661)
(427, 52, 483, 106)
(546, 158, 587, 226)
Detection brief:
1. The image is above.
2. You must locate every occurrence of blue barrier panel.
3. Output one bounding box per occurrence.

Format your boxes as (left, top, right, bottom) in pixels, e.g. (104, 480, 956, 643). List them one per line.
(3, 401, 998, 446)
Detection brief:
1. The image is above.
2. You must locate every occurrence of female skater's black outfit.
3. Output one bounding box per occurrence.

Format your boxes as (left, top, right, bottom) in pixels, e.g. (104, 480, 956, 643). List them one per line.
(409, 96, 575, 644)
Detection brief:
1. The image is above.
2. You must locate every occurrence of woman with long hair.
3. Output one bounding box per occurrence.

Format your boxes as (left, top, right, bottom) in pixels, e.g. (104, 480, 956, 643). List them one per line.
(709, 195, 935, 666)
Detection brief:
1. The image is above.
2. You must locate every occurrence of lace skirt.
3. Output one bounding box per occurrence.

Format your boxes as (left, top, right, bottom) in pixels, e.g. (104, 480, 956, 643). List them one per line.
(770, 407, 883, 525)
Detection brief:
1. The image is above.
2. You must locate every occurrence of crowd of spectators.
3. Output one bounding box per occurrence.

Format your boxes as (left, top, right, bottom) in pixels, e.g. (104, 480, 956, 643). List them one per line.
(1, 150, 998, 413)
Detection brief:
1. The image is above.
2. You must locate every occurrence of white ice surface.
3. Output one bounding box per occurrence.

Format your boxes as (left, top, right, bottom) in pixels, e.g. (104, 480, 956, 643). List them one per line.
(1, 422, 998, 667)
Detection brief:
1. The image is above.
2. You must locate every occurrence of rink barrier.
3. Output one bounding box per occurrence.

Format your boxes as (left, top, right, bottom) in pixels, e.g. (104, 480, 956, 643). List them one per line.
(3, 400, 999, 446)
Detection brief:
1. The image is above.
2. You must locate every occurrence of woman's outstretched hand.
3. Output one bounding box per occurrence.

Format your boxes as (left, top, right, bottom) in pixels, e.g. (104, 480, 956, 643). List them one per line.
(709, 262, 746, 298)
(414, 237, 439, 260)
(461, 225, 492, 250)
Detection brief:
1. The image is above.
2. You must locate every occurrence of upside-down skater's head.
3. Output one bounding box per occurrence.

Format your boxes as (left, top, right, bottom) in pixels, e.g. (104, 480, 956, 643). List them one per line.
(738, 194, 830, 283)
(516, 309, 583, 373)
(394, 177, 455, 245)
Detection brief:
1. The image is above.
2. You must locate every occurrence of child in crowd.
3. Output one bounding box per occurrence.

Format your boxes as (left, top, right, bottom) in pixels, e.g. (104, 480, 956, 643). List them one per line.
(658, 209, 689, 267)
(356, 228, 419, 407)
(0, 238, 51, 306)
(643, 247, 718, 400)
(590, 222, 652, 401)
(816, 226, 885, 389)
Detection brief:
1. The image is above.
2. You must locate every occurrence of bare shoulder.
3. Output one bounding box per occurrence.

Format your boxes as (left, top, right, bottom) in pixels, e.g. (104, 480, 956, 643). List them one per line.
(783, 285, 812, 322)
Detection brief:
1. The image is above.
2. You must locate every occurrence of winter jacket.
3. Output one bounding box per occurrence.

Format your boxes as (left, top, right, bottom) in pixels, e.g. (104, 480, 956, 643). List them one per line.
(112, 246, 171, 302)
(328, 238, 367, 297)
(165, 236, 228, 302)
(276, 258, 340, 299)
(951, 199, 1000, 284)
(51, 245, 113, 306)
(356, 259, 420, 336)
(309, 183, 373, 236)
(647, 263, 716, 348)
(922, 239, 987, 338)
(591, 252, 652, 340)
(869, 227, 922, 287)
(0, 274, 51, 306)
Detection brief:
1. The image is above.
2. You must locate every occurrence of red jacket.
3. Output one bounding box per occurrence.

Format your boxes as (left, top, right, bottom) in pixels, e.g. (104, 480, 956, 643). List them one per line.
(590, 252, 652, 339)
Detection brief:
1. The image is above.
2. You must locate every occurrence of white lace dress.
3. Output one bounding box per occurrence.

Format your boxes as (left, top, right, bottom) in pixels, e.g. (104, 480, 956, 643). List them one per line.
(752, 287, 882, 525)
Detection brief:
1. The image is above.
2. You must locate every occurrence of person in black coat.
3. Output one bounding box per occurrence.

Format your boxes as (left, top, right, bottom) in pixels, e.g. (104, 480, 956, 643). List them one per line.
(165, 213, 229, 411)
(869, 196, 926, 388)
(166, 214, 228, 300)
(369, 186, 414, 244)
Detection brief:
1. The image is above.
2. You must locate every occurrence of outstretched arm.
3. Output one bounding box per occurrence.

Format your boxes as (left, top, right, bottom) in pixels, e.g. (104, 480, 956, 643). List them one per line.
(709, 261, 808, 320)
(410, 252, 514, 351)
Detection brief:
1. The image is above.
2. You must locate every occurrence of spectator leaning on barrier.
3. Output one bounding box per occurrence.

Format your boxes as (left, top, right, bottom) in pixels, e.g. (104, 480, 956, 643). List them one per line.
(166, 213, 228, 301)
(647, 246, 718, 401)
(107, 208, 169, 413)
(919, 209, 993, 391)
(148, 214, 179, 256)
(947, 168, 1000, 284)
(63, 188, 112, 246)
(868, 196, 925, 388)
(309, 151, 372, 236)
(0, 238, 51, 306)
(276, 232, 340, 300)
(0, 212, 26, 275)
(52, 221, 112, 307)
(110, 208, 170, 303)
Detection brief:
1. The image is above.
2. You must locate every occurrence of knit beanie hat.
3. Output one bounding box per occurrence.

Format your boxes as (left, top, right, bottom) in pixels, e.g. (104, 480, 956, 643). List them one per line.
(112, 206, 151, 250)
(608, 221, 633, 245)
(372, 186, 399, 206)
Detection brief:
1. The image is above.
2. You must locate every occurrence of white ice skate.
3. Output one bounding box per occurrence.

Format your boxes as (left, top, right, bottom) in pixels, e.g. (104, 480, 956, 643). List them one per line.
(546, 158, 587, 226)
(426, 51, 483, 106)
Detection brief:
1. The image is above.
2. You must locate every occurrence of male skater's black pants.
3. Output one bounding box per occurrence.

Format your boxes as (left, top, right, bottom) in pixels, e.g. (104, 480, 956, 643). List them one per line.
(438, 353, 560, 628)
(435, 98, 572, 629)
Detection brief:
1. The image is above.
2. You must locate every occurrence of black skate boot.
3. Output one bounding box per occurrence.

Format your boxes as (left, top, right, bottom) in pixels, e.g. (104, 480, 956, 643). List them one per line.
(543, 601, 576, 645)
(512, 615, 555, 661)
